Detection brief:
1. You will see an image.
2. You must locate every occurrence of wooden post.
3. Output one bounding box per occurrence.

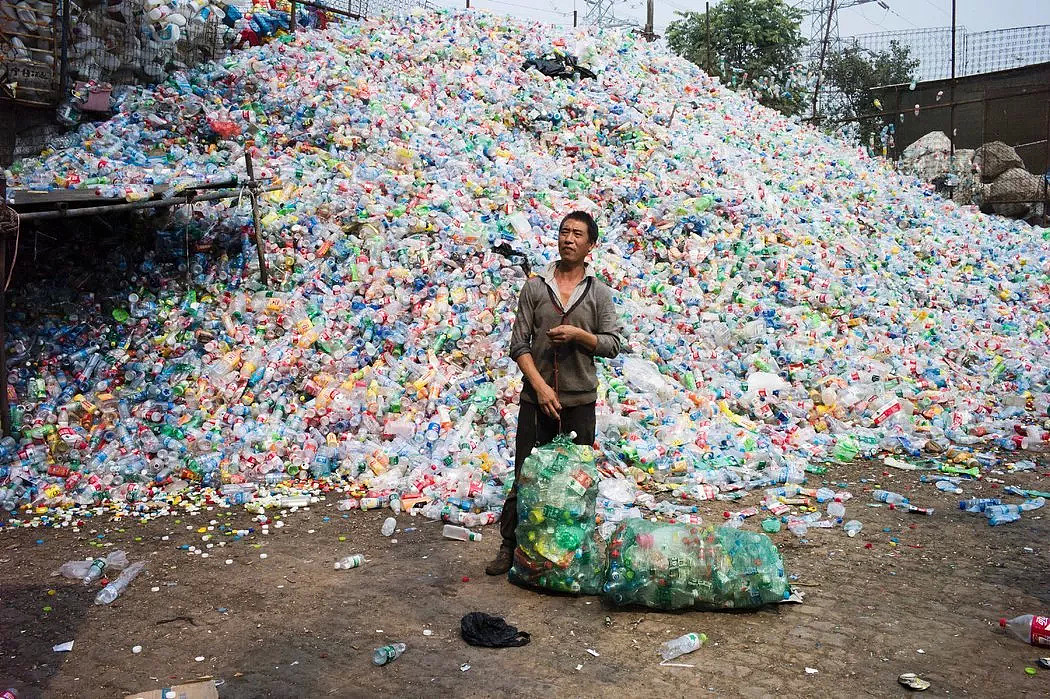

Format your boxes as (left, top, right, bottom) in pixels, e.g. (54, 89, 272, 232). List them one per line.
(643, 0, 654, 41)
(573, 10, 577, 27)
(289, 0, 297, 32)
(0, 176, 9, 437)
(243, 153, 269, 286)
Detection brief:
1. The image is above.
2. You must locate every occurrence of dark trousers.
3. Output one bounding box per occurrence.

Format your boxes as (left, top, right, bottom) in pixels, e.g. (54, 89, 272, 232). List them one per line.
(498, 400, 597, 549)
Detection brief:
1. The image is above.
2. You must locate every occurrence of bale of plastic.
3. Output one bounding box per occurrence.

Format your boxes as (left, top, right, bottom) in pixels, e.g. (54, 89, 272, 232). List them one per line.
(509, 434, 606, 595)
(974, 141, 1024, 182)
(986, 167, 1044, 218)
(603, 519, 789, 610)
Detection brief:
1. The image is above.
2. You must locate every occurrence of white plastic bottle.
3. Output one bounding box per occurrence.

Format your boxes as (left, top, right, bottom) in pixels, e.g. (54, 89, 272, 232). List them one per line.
(442, 524, 482, 541)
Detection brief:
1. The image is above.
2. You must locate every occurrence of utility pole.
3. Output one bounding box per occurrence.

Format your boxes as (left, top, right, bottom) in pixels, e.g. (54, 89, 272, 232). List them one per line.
(705, 2, 711, 75)
(810, 0, 836, 120)
(643, 0, 654, 41)
(949, 0, 957, 157)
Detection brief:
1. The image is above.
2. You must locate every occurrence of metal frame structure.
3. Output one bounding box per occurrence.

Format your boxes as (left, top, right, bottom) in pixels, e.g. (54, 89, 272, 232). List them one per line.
(0, 158, 277, 436)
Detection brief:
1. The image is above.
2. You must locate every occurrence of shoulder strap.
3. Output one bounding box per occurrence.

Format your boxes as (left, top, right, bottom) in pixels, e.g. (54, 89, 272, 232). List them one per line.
(545, 277, 592, 319)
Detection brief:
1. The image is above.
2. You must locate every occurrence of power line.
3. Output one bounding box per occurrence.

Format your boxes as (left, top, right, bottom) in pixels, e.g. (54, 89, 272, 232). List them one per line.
(917, 0, 951, 20)
(882, 4, 920, 30)
(472, 0, 571, 15)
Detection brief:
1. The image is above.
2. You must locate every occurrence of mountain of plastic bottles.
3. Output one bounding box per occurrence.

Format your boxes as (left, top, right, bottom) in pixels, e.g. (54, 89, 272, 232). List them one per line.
(1, 9, 1048, 522)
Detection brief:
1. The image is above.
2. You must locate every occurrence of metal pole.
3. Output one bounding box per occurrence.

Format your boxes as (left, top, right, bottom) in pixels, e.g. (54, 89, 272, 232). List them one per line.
(1044, 100, 1049, 227)
(289, 0, 297, 32)
(949, 0, 957, 158)
(244, 153, 269, 286)
(0, 176, 9, 437)
(705, 2, 711, 75)
(811, 0, 836, 121)
(894, 86, 902, 160)
(573, 10, 577, 27)
(14, 187, 279, 221)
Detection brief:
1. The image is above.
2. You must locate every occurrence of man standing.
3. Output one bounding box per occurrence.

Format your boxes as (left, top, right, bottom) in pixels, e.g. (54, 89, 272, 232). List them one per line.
(486, 211, 623, 576)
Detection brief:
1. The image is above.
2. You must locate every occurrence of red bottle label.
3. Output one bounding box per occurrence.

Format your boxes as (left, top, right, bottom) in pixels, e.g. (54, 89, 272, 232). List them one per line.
(1033, 616, 1050, 647)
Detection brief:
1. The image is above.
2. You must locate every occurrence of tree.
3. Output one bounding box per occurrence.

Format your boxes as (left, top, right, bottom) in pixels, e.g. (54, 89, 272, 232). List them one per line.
(666, 0, 807, 116)
(822, 40, 919, 149)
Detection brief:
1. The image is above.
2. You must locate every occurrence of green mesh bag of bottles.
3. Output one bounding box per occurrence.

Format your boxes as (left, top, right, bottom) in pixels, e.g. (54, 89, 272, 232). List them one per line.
(603, 519, 789, 610)
(509, 434, 605, 595)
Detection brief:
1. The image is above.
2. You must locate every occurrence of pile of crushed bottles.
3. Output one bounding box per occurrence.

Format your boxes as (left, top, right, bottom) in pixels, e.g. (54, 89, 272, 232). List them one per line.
(1, 9, 1049, 527)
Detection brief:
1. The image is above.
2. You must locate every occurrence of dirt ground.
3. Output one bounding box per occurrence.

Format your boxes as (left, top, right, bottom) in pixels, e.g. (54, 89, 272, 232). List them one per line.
(2, 457, 1049, 699)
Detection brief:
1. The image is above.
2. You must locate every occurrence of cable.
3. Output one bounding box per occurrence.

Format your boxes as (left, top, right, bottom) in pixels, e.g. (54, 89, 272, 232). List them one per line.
(472, 0, 571, 16)
(915, 0, 951, 20)
(4, 212, 20, 293)
(883, 5, 920, 30)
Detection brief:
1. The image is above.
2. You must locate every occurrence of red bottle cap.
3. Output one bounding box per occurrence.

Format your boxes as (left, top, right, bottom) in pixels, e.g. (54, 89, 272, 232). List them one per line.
(999, 618, 1007, 628)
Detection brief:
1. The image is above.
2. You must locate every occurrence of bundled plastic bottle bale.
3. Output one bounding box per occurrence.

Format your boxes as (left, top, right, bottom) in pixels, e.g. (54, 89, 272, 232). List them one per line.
(509, 434, 605, 595)
(604, 519, 789, 610)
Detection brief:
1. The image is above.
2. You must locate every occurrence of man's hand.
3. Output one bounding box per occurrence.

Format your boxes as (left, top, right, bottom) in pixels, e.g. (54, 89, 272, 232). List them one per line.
(546, 324, 580, 346)
(534, 380, 562, 421)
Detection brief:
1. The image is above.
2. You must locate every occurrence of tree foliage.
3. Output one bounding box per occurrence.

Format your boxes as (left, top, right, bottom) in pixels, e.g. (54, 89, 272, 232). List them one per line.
(666, 0, 807, 116)
(822, 40, 919, 148)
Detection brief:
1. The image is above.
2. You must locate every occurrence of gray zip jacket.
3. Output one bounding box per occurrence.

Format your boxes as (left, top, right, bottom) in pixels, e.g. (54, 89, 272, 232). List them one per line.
(509, 262, 624, 407)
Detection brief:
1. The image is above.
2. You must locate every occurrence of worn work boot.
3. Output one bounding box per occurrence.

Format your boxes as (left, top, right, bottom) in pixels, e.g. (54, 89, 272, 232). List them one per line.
(485, 545, 514, 576)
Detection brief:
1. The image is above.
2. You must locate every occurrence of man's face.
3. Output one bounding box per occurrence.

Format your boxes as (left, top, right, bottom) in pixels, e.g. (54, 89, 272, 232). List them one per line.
(558, 218, 595, 265)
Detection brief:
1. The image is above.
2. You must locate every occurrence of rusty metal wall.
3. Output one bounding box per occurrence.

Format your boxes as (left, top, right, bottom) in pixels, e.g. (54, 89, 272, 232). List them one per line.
(880, 62, 1050, 175)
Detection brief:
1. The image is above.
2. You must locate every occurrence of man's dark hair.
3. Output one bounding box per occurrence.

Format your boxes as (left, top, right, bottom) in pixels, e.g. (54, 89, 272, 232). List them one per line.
(560, 210, 599, 244)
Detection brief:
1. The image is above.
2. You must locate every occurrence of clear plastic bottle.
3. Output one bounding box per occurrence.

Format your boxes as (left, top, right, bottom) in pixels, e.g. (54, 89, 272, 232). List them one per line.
(373, 642, 407, 665)
(871, 490, 909, 506)
(381, 517, 397, 536)
(95, 561, 146, 605)
(442, 524, 481, 541)
(988, 511, 1021, 526)
(658, 632, 707, 661)
(334, 554, 364, 569)
(1000, 614, 1050, 647)
(959, 498, 1000, 513)
(843, 520, 863, 537)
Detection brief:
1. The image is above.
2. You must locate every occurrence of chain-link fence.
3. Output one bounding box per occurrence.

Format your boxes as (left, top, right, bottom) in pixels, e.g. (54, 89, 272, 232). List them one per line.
(830, 24, 1050, 82)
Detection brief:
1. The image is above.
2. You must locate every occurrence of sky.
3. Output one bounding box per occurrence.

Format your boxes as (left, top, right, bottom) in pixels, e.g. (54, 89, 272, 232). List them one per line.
(429, 0, 1049, 40)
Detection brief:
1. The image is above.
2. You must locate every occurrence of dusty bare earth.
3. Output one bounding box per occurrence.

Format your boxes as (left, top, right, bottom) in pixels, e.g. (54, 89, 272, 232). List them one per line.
(2, 457, 1049, 699)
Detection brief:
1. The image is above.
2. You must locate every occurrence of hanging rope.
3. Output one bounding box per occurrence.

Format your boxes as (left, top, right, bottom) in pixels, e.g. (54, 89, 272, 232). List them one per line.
(0, 202, 20, 293)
